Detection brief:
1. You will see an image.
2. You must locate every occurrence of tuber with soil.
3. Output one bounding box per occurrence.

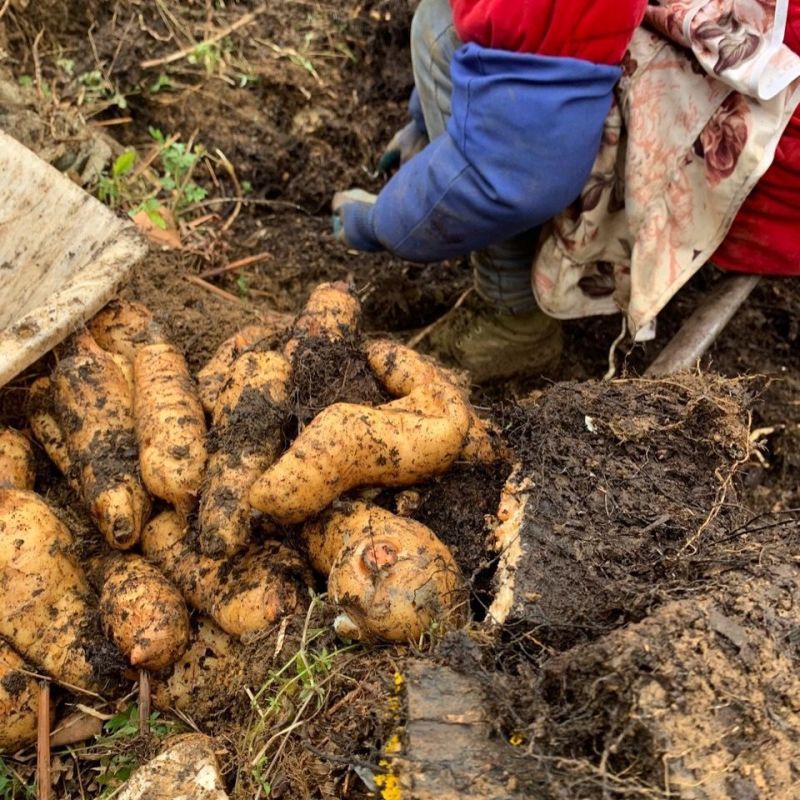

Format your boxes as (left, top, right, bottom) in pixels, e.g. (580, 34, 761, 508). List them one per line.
(141, 510, 309, 638)
(197, 323, 279, 414)
(249, 359, 472, 524)
(302, 502, 467, 642)
(0, 427, 35, 491)
(0, 639, 39, 753)
(0, 488, 103, 690)
(199, 350, 291, 557)
(133, 341, 208, 518)
(53, 331, 150, 550)
(95, 553, 191, 671)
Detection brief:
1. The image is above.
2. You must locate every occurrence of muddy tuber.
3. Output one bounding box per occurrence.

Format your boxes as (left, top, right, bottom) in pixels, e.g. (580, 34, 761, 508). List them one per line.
(302, 502, 467, 642)
(53, 331, 150, 550)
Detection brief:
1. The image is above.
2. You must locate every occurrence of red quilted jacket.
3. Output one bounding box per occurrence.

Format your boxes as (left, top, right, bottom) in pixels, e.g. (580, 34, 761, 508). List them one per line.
(714, 1, 800, 276)
(449, 0, 648, 64)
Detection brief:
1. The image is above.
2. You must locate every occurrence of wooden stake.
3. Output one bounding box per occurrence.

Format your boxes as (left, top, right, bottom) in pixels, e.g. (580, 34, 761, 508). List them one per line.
(139, 670, 151, 736)
(37, 681, 50, 800)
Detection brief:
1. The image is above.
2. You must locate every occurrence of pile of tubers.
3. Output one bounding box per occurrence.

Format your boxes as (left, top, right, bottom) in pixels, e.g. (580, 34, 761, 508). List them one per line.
(0, 280, 498, 755)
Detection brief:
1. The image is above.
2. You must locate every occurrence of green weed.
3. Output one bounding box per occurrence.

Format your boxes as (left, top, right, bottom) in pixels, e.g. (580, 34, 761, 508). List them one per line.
(235, 272, 249, 298)
(90, 705, 185, 798)
(237, 595, 356, 795)
(149, 73, 173, 94)
(149, 127, 208, 212)
(93, 128, 211, 226)
(0, 759, 34, 800)
(77, 69, 129, 112)
(95, 149, 137, 209)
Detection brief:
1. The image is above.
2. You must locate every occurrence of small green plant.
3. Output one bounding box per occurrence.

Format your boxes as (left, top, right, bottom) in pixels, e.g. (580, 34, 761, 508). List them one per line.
(188, 40, 225, 75)
(149, 73, 173, 94)
(134, 197, 169, 230)
(56, 58, 76, 77)
(235, 272, 249, 298)
(91, 705, 185, 798)
(77, 69, 128, 111)
(95, 149, 137, 208)
(149, 127, 208, 212)
(239, 595, 356, 794)
(0, 759, 34, 800)
(237, 73, 259, 88)
(94, 128, 211, 226)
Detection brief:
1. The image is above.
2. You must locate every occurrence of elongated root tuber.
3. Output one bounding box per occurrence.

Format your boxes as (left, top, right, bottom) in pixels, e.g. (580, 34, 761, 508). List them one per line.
(302, 502, 467, 642)
(197, 324, 278, 414)
(151, 617, 243, 716)
(141, 511, 310, 638)
(365, 340, 503, 464)
(283, 281, 361, 360)
(134, 343, 207, 518)
(116, 734, 229, 800)
(53, 332, 150, 550)
(27, 378, 78, 491)
(249, 372, 471, 524)
(199, 351, 291, 558)
(87, 300, 164, 362)
(0, 427, 35, 491)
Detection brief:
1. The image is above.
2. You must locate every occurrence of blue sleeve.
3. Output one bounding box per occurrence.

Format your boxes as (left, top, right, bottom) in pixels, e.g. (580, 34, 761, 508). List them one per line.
(343, 44, 621, 262)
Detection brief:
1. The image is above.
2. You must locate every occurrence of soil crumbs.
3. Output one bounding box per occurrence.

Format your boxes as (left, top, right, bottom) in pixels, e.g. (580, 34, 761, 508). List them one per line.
(1, 0, 799, 799)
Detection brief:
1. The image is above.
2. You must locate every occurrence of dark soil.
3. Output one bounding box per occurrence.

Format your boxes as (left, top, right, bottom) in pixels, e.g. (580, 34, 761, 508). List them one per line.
(405, 462, 511, 616)
(496, 376, 754, 651)
(422, 375, 800, 799)
(289, 333, 389, 428)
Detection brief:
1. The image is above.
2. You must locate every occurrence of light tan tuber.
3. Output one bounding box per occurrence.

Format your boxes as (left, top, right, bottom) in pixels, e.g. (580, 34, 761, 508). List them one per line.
(141, 511, 309, 638)
(198, 350, 291, 557)
(53, 331, 150, 549)
(0, 488, 99, 689)
(97, 553, 190, 671)
(302, 502, 467, 642)
(0, 427, 35, 491)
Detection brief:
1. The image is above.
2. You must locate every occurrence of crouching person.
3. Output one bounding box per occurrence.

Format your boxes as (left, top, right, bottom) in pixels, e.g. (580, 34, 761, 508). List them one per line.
(331, 0, 647, 383)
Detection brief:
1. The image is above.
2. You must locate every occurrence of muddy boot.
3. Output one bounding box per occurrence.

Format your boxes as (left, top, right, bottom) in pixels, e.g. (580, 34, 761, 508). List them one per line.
(426, 294, 563, 383)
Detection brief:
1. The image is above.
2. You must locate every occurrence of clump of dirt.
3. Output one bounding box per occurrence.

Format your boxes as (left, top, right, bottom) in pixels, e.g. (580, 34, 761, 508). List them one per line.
(528, 563, 800, 799)
(288, 332, 388, 427)
(493, 375, 755, 652)
(78, 611, 127, 693)
(407, 462, 511, 616)
(206, 386, 288, 460)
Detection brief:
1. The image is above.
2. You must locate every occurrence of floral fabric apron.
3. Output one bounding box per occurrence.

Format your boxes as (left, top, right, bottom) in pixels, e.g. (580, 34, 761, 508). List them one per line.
(532, 0, 800, 339)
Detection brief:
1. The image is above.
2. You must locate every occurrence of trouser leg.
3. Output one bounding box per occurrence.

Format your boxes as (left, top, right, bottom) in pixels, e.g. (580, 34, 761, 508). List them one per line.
(472, 230, 541, 315)
(410, 0, 461, 139)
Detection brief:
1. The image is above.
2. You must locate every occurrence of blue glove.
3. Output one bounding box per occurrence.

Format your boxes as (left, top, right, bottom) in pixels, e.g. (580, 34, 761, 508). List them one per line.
(331, 189, 381, 251)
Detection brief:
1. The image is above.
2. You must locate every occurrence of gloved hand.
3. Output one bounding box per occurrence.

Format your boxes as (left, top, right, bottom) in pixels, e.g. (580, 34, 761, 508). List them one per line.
(331, 189, 381, 252)
(376, 119, 428, 175)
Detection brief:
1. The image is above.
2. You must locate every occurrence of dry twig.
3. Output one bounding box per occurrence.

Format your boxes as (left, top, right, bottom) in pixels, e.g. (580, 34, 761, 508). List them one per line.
(140, 4, 266, 69)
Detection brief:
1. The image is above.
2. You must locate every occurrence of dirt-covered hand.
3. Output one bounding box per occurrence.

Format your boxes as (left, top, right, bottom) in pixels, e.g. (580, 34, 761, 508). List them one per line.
(377, 119, 428, 175)
(331, 189, 380, 251)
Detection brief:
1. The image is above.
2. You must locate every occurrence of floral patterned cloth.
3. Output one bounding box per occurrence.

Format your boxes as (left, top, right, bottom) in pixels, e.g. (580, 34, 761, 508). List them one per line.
(531, 0, 800, 339)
